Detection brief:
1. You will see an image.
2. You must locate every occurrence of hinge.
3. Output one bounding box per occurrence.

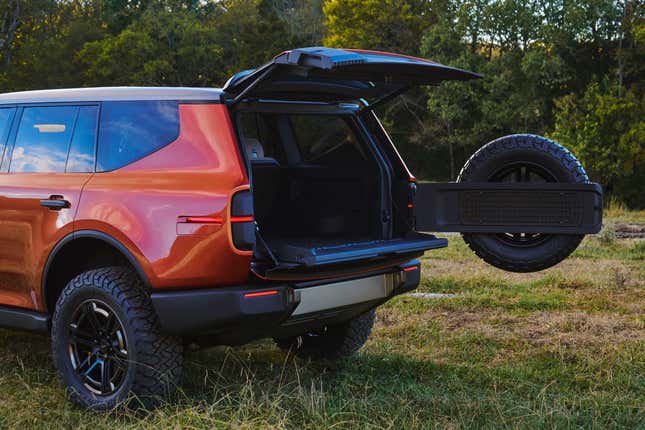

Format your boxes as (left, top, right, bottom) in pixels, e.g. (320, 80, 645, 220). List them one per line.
(254, 222, 279, 266)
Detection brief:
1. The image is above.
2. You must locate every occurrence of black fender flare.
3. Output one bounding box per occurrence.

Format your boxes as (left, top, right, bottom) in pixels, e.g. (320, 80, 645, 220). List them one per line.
(41, 230, 152, 312)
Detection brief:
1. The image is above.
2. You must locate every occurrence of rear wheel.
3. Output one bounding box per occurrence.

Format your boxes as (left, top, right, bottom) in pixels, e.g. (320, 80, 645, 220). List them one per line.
(275, 309, 376, 360)
(51, 267, 183, 410)
(458, 134, 588, 272)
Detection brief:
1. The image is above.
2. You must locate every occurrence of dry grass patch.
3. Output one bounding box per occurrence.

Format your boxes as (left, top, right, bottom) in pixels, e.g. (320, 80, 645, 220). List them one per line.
(422, 256, 642, 289)
(376, 305, 643, 355)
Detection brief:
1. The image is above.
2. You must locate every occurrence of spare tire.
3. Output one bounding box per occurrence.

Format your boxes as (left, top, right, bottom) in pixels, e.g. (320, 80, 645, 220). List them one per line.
(457, 134, 588, 272)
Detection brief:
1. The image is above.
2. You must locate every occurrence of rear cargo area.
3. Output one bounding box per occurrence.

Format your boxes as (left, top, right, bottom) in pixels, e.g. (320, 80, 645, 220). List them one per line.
(238, 108, 445, 273)
(253, 158, 380, 241)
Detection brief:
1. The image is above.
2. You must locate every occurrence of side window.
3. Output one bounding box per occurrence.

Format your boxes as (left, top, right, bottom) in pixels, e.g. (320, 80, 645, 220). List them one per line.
(289, 115, 366, 164)
(66, 106, 98, 173)
(0, 108, 16, 168)
(10, 106, 77, 173)
(97, 101, 180, 171)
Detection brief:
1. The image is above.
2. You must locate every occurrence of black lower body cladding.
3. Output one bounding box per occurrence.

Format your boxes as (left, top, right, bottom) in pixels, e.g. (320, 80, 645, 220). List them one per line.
(457, 134, 589, 272)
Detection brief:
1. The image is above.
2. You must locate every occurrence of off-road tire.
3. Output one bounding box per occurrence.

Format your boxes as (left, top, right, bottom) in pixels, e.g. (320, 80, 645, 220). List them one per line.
(275, 309, 376, 360)
(458, 134, 588, 272)
(51, 266, 183, 410)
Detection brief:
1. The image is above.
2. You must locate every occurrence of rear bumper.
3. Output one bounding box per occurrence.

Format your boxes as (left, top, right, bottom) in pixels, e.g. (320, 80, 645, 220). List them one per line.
(151, 260, 421, 337)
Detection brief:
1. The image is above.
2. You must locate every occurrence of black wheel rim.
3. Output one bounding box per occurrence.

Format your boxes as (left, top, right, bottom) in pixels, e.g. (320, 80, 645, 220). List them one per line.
(68, 299, 128, 396)
(489, 162, 557, 247)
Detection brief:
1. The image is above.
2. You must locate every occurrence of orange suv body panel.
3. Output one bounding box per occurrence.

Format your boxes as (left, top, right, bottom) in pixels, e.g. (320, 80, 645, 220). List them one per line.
(75, 104, 252, 293)
(0, 173, 91, 309)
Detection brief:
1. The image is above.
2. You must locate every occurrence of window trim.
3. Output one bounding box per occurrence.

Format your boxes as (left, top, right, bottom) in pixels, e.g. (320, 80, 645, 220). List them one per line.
(2, 107, 22, 173)
(64, 104, 100, 173)
(63, 108, 81, 172)
(0, 106, 17, 172)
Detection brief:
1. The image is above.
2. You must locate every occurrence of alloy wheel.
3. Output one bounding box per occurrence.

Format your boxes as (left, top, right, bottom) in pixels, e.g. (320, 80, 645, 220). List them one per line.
(67, 299, 129, 395)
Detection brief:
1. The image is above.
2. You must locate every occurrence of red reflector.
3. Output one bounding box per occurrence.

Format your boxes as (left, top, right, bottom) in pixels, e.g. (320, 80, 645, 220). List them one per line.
(407, 203, 413, 208)
(231, 215, 254, 223)
(403, 266, 418, 272)
(244, 290, 279, 298)
(181, 216, 223, 224)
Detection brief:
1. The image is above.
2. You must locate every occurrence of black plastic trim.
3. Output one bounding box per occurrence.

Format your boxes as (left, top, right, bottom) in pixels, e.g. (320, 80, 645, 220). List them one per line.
(0, 305, 49, 332)
(268, 233, 446, 267)
(259, 251, 425, 281)
(42, 230, 152, 312)
(151, 284, 298, 335)
(0, 107, 17, 171)
(232, 222, 255, 251)
(233, 100, 360, 114)
(396, 259, 421, 294)
(414, 182, 603, 234)
(151, 258, 421, 338)
(231, 189, 254, 216)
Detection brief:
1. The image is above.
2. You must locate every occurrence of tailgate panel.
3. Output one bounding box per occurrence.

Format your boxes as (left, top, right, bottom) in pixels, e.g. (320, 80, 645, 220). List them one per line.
(268, 233, 447, 267)
(414, 182, 603, 234)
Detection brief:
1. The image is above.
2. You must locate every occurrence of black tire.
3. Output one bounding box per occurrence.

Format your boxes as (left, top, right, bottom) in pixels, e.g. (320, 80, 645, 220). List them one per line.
(275, 309, 376, 360)
(51, 266, 183, 410)
(458, 134, 588, 272)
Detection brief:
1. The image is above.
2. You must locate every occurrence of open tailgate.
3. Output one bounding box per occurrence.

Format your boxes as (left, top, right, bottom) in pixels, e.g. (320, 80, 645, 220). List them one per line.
(222, 47, 481, 104)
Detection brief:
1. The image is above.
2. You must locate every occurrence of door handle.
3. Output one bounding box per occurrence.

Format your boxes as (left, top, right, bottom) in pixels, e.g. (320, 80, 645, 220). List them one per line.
(40, 196, 70, 210)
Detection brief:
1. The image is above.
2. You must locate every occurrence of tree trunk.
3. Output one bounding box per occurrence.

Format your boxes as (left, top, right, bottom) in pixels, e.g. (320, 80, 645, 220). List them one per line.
(0, 2, 20, 67)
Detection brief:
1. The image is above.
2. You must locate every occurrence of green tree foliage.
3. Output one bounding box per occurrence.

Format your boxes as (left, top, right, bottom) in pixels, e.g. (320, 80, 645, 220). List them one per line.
(552, 82, 644, 207)
(0, 0, 641, 206)
(79, 7, 226, 86)
(0, 0, 322, 90)
(323, 0, 430, 53)
(0, 0, 107, 90)
(413, 1, 628, 176)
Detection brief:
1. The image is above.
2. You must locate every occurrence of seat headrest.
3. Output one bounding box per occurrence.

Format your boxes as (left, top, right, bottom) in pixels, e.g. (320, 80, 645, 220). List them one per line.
(245, 138, 265, 160)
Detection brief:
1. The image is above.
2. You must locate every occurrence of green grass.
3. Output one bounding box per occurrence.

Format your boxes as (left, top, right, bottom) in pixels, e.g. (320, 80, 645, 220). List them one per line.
(0, 214, 643, 429)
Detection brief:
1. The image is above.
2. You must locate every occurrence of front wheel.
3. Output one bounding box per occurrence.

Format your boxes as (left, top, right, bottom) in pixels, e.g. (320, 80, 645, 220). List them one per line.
(275, 309, 376, 360)
(51, 267, 183, 410)
(458, 134, 588, 272)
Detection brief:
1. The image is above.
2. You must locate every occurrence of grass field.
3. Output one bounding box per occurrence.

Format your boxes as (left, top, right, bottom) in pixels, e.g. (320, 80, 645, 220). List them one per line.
(0, 216, 643, 429)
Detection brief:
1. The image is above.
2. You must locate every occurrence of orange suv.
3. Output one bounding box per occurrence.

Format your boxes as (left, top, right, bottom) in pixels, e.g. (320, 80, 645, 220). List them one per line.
(0, 48, 601, 409)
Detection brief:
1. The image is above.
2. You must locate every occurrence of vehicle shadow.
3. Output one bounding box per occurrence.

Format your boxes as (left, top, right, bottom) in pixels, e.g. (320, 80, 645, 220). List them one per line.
(0, 328, 490, 414)
(179, 340, 484, 406)
(0, 329, 51, 367)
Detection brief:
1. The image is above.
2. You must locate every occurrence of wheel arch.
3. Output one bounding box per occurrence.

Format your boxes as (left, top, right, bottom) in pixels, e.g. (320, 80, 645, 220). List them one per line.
(42, 230, 152, 313)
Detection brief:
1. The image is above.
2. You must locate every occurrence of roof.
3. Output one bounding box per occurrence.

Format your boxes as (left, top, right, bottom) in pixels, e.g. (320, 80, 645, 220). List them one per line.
(0, 87, 224, 104)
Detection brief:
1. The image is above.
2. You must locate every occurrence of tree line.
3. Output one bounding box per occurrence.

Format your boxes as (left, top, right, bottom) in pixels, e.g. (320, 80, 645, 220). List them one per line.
(0, 0, 642, 207)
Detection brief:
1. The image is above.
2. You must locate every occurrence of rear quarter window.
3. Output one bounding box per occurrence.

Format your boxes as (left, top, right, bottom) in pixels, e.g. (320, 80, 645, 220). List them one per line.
(97, 101, 180, 171)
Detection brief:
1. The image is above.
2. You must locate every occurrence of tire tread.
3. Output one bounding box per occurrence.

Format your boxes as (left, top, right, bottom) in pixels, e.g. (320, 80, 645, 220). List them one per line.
(51, 266, 182, 410)
(457, 134, 588, 272)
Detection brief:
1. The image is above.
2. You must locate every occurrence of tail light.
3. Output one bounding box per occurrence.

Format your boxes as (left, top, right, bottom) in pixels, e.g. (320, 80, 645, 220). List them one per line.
(231, 190, 255, 251)
(409, 181, 417, 229)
